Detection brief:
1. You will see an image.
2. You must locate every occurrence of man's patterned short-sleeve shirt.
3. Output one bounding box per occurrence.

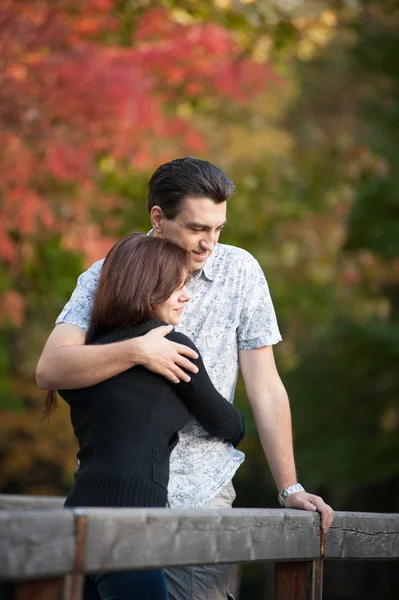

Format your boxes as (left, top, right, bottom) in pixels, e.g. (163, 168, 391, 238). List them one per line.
(56, 242, 282, 508)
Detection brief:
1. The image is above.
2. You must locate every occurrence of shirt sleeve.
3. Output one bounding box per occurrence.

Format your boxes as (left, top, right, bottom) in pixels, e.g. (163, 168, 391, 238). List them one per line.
(237, 254, 282, 350)
(55, 259, 104, 331)
(166, 331, 245, 448)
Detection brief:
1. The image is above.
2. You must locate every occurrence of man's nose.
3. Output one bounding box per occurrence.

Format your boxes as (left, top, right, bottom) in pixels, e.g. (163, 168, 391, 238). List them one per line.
(200, 232, 216, 251)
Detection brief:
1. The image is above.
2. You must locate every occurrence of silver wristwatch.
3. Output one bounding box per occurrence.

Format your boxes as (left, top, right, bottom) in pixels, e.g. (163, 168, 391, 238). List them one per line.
(278, 483, 305, 507)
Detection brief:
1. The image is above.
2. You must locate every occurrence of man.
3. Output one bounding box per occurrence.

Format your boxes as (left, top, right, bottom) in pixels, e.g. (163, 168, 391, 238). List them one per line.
(37, 157, 333, 600)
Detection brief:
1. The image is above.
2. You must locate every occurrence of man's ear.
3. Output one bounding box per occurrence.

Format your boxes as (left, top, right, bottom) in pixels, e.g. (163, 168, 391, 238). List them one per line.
(150, 206, 164, 233)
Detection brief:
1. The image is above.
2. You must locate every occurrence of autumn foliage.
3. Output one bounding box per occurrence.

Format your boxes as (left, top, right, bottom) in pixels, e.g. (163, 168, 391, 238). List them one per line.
(0, 1, 275, 327)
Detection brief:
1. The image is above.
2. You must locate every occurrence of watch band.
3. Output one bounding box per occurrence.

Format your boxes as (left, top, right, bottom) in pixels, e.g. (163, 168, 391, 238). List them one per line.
(277, 483, 305, 507)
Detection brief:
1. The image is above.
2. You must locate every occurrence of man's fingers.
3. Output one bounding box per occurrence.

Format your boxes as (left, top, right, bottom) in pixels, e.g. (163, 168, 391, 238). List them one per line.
(174, 354, 198, 374)
(171, 366, 191, 383)
(284, 493, 334, 532)
(309, 496, 334, 532)
(163, 369, 180, 384)
(173, 342, 198, 360)
(157, 325, 174, 336)
(311, 496, 334, 526)
(162, 366, 192, 384)
(153, 326, 198, 358)
(288, 496, 316, 511)
(320, 506, 334, 533)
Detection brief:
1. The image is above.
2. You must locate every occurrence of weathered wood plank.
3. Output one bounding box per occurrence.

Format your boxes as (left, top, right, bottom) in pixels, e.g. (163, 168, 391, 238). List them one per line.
(0, 508, 320, 579)
(325, 512, 399, 559)
(0, 495, 65, 510)
(81, 508, 321, 572)
(1, 503, 399, 582)
(0, 511, 75, 581)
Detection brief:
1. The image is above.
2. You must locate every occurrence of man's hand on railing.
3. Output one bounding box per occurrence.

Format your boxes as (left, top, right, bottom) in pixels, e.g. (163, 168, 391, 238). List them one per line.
(282, 492, 334, 534)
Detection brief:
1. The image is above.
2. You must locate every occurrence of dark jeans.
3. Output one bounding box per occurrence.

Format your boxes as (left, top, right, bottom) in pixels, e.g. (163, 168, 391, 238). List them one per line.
(84, 569, 168, 600)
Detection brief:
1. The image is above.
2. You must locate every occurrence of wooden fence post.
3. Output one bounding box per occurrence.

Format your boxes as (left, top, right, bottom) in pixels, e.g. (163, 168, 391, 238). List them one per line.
(274, 561, 314, 600)
(274, 531, 324, 600)
(13, 578, 66, 600)
(66, 512, 88, 600)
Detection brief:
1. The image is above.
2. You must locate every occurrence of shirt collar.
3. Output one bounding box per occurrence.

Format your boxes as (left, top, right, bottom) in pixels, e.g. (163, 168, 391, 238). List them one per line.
(186, 244, 218, 283)
(201, 245, 218, 281)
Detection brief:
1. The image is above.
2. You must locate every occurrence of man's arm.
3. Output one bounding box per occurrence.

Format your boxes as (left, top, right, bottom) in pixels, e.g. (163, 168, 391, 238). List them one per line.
(36, 323, 199, 390)
(239, 345, 334, 533)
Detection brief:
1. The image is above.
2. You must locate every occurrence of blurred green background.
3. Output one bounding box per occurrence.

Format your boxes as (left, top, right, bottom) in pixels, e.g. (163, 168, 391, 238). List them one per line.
(1, 0, 399, 597)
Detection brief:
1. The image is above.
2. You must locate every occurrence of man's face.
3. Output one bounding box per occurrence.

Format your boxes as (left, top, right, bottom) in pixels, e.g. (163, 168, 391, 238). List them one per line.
(152, 197, 227, 272)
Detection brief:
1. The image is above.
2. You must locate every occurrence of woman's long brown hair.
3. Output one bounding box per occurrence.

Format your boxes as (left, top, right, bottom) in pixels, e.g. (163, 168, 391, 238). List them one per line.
(41, 234, 190, 421)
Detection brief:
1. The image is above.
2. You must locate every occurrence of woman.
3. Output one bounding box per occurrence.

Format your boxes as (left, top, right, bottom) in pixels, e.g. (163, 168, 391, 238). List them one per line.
(42, 233, 245, 600)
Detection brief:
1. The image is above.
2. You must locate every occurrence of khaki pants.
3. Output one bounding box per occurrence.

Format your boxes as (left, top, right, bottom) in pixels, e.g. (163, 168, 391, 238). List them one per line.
(165, 482, 236, 600)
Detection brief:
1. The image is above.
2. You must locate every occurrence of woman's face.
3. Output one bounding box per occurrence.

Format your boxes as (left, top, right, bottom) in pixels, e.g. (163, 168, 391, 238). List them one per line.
(154, 283, 191, 325)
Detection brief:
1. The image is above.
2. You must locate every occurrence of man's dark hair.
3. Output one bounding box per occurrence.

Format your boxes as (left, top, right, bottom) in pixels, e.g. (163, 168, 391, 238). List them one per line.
(148, 157, 235, 219)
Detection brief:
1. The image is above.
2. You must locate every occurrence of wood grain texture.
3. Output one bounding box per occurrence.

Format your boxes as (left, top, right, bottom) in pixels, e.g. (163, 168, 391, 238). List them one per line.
(325, 512, 399, 559)
(275, 561, 314, 600)
(13, 578, 66, 600)
(1, 498, 399, 582)
(0, 510, 75, 581)
(81, 508, 321, 571)
(0, 495, 65, 510)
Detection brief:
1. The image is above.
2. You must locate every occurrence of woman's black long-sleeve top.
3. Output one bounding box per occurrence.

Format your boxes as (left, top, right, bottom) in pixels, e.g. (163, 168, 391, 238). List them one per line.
(59, 320, 245, 509)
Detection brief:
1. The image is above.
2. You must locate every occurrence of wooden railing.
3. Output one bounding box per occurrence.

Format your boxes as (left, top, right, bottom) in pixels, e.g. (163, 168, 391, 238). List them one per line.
(1, 494, 398, 600)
